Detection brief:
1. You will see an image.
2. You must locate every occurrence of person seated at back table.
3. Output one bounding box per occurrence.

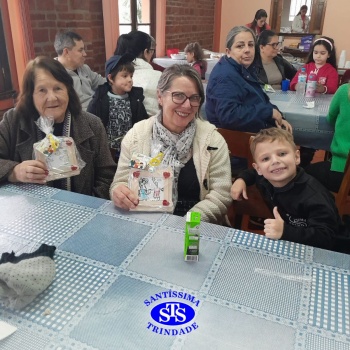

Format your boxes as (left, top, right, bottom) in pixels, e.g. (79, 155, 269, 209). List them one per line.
(206, 25, 292, 133)
(54, 30, 106, 110)
(254, 30, 296, 90)
(88, 54, 148, 162)
(230, 128, 349, 252)
(290, 36, 338, 167)
(305, 82, 350, 193)
(245, 9, 271, 37)
(110, 64, 232, 224)
(114, 31, 162, 117)
(0, 56, 116, 199)
(290, 36, 338, 94)
(184, 42, 207, 80)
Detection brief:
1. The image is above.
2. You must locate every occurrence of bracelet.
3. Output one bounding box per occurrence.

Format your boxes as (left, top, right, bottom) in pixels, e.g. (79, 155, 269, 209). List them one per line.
(322, 86, 328, 94)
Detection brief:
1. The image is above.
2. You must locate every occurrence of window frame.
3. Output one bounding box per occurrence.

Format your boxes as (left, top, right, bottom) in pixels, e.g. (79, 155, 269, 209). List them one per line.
(0, 4, 16, 102)
(118, 0, 156, 38)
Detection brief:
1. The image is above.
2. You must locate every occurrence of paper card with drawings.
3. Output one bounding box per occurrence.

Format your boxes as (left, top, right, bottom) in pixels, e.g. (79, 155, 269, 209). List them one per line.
(128, 167, 174, 212)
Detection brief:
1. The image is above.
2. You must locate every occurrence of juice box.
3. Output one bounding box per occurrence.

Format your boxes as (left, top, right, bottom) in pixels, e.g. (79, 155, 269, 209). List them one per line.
(184, 212, 200, 262)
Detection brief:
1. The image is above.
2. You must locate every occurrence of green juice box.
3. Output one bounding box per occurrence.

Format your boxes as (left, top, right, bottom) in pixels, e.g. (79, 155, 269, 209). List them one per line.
(184, 212, 200, 262)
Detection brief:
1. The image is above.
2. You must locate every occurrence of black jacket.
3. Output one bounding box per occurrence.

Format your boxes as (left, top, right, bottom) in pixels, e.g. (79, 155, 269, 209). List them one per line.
(87, 83, 148, 129)
(253, 54, 297, 87)
(237, 167, 349, 250)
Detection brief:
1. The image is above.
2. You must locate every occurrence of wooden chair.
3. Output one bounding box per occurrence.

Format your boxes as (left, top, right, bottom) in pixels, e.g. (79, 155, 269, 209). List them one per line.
(334, 152, 350, 217)
(217, 128, 272, 233)
(340, 69, 350, 86)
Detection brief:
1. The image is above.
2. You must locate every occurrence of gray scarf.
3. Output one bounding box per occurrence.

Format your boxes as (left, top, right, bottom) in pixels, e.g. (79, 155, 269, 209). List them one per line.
(152, 112, 196, 203)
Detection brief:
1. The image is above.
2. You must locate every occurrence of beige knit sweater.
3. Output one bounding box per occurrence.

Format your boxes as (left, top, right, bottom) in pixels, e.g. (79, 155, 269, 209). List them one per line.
(110, 115, 232, 224)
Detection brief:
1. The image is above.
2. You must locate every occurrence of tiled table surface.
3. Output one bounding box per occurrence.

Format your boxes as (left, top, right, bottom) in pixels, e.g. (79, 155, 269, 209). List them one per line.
(0, 183, 349, 350)
(269, 91, 334, 151)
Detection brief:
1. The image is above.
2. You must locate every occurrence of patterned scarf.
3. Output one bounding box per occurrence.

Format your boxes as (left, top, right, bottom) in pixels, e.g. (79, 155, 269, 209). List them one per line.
(152, 112, 196, 203)
(107, 92, 132, 154)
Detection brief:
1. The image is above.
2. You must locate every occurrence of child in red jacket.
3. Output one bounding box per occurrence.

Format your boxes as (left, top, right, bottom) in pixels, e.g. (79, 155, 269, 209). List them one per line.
(290, 36, 338, 94)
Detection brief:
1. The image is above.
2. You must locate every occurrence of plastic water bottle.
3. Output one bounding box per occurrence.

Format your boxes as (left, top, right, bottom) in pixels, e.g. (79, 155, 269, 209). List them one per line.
(305, 73, 317, 97)
(296, 67, 307, 96)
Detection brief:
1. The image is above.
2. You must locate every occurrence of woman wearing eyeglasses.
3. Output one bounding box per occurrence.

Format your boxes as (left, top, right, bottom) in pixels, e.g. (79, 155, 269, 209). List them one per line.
(254, 30, 296, 90)
(110, 64, 232, 224)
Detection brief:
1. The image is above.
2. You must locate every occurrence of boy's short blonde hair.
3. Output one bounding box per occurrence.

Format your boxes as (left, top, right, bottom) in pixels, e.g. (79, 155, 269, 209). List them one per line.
(250, 128, 296, 160)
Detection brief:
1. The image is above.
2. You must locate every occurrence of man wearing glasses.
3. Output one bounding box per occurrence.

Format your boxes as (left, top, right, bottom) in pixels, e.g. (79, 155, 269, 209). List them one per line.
(54, 30, 106, 110)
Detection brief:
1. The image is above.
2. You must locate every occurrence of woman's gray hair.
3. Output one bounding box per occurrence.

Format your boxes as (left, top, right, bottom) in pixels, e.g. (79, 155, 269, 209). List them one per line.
(157, 64, 205, 116)
(226, 26, 256, 49)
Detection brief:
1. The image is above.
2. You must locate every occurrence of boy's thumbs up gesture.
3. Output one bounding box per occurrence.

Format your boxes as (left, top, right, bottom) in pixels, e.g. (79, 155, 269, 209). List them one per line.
(264, 206, 284, 240)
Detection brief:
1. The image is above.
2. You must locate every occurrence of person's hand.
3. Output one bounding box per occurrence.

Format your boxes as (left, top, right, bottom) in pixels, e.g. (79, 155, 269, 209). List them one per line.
(8, 160, 48, 184)
(272, 109, 283, 126)
(264, 206, 284, 240)
(316, 83, 326, 93)
(231, 179, 248, 201)
(277, 119, 293, 133)
(111, 184, 139, 210)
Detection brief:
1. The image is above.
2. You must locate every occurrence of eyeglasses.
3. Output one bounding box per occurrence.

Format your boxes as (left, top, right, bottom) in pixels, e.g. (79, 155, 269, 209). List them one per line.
(165, 91, 201, 107)
(266, 42, 281, 49)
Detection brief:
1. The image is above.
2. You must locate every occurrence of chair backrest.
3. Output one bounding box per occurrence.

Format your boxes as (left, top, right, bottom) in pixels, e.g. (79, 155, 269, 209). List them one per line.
(341, 70, 350, 85)
(335, 151, 350, 217)
(217, 128, 272, 231)
(217, 128, 255, 168)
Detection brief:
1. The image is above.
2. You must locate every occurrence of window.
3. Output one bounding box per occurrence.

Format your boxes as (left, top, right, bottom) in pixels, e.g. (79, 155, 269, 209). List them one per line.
(0, 7, 15, 99)
(289, 0, 312, 21)
(118, 0, 156, 38)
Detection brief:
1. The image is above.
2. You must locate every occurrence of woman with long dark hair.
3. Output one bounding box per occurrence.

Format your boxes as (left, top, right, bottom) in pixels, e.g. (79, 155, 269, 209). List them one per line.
(292, 5, 310, 33)
(114, 31, 162, 116)
(246, 9, 271, 36)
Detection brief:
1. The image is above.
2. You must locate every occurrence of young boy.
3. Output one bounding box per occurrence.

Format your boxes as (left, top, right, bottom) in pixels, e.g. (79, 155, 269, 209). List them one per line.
(87, 53, 148, 160)
(231, 128, 349, 251)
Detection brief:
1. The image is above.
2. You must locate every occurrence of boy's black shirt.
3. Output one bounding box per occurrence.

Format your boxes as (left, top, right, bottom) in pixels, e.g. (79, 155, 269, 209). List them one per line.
(236, 167, 349, 250)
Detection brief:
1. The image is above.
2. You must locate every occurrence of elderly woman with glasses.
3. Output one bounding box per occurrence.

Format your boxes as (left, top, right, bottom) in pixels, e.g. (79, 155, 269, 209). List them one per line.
(110, 64, 232, 224)
(254, 30, 296, 90)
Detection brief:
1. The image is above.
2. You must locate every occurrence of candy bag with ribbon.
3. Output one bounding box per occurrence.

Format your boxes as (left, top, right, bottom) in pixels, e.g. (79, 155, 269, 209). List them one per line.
(33, 116, 85, 181)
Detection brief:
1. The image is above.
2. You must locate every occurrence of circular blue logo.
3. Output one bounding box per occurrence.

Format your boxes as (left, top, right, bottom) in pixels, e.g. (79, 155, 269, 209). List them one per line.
(150, 302, 195, 326)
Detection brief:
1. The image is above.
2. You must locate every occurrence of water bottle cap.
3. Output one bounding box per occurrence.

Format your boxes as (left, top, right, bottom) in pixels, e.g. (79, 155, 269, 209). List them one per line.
(301, 68, 306, 72)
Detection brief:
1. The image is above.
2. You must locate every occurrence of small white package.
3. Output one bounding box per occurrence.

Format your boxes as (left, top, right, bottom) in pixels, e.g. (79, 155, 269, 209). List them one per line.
(33, 116, 85, 181)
